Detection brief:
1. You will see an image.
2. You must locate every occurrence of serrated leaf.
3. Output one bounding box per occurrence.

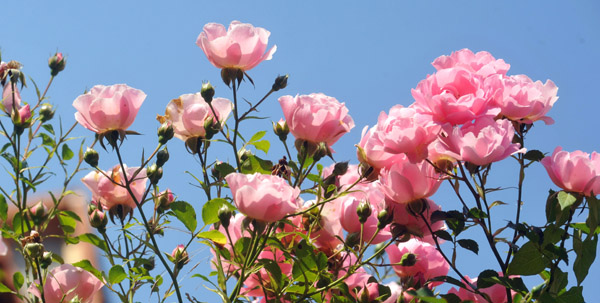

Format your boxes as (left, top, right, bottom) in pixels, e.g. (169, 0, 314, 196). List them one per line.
(197, 230, 227, 245)
(12, 272, 23, 290)
(458, 239, 479, 255)
(61, 144, 74, 160)
(109, 265, 127, 284)
(78, 233, 108, 251)
(202, 198, 235, 225)
(507, 241, 548, 275)
(557, 191, 577, 210)
(170, 201, 197, 232)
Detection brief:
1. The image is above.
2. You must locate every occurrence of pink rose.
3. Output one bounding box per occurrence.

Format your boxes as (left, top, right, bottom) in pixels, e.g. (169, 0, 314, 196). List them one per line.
(357, 282, 380, 302)
(358, 105, 440, 165)
(386, 238, 449, 286)
(412, 67, 500, 125)
(157, 93, 232, 141)
(439, 117, 524, 166)
(196, 21, 277, 71)
(2, 81, 22, 114)
(279, 93, 355, 149)
(225, 173, 300, 222)
(15, 104, 31, 124)
(489, 74, 559, 125)
(541, 147, 600, 196)
(73, 84, 146, 134)
(82, 164, 148, 210)
(379, 155, 442, 204)
(382, 282, 403, 303)
(29, 264, 104, 303)
(432, 48, 510, 78)
(242, 249, 292, 299)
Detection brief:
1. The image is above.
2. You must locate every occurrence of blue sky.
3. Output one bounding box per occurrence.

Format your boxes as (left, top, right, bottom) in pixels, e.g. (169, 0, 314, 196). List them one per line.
(2, 1, 599, 301)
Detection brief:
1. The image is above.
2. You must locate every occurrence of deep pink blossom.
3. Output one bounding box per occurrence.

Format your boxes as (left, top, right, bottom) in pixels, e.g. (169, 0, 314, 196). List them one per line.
(386, 238, 449, 286)
(279, 93, 354, 148)
(489, 74, 558, 125)
(82, 165, 147, 210)
(379, 155, 442, 204)
(412, 67, 499, 125)
(439, 117, 523, 166)
(73, 84, 146, 134)
(226, 173, 300, 222)
(157, 93, 232, 141)
(196, 21, 276, 71)
(541, 147, 600, 196)
(29, 264, 104, 303)
(432, 49, 510, 78)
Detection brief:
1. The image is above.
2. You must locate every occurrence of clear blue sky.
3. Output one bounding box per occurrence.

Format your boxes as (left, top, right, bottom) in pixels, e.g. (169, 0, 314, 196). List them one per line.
(2, 1, 599, 302)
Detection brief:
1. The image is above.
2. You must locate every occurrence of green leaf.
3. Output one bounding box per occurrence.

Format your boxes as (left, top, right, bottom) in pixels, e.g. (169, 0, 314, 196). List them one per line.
(41, 124, 54, 135)
(72, 259, 103, 280)
(524, 149, 545, 162)
(78, 233, 108, 251)
(428, 276, 466, 289)
(197, 230, 227, 245)
(201, 198, 235, 225)
(250, 140, 270, 155)
(508, 241, 548, 275)
(0, 194, 7, 221)
(557, 191, 577, 211)
(109, 265, 127, 284)
(573, 235, 597, 284)
(39, 133, 55, 147)
(457, 239, 479, 255)
(248, 130, 266, 143)
(586, 195, 600, 237)
(213, 162, 236, 178)
(467, 207, 488, 219)
(58, 211, 78, 234)
(0, 281, 13, 293)
(546, 189, 558, 222)
(170, 201, 197, 232)
(61, 144, 74, 161)
(476, 269, 499, 288)
(258, 258, 283, 291)
(558, 286, 583, 303)
(12, 272, 23, 290)
(240, 155, 273, 174)
(434, 230, 453, 241)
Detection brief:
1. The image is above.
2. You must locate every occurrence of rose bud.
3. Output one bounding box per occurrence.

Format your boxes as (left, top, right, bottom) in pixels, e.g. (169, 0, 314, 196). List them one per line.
(25, 242, 44, 259)
(156, 147, 170, 167)
(48, 52, 66, 76)
(156, 189, 174, 212)
(158, 122, 174, 144)
(217, 205, 233, 228)
(29, 201, 48, 225)
(89, 209, 108, 230)
(272, 74, 288, 92)
(40, 251, 53, 269)
(272, 119, 289, 141)
(356, 200, 372, 224)
(171, 244, 189, 269)
(200, 82, 215, 103)
(83, 148, 99, 167)
(39, 103, 55, 122)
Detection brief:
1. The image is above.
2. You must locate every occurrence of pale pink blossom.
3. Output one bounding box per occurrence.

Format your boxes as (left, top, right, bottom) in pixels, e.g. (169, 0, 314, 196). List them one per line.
(386, 238, 449, 286)
(379, 155, 442, 204)
(382, 282, 403, 303)
(439, 117, 523, 166)
(29, 264, 104, 303)
(73, 84, 146, 134)
(82, 165, 147, 210)
(279, 93, 354, 148)
(541, 147, 600, 196)
(412, 67, 499, 125)
(226, 173, 300, 222)
(358, 105, 441, 165)
(489, 74, 558, 125)
(15, 104, 31, 124)
(432, 48, 510, 78)
(357, 125, 404, 172)
(157, 93, 232, 141)
(242, 249, 292, 299)
(196, 21, 276, 71)
(2, 81, 22, 114)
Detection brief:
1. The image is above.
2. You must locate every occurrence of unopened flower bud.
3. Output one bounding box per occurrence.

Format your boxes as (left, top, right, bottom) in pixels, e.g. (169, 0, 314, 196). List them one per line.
(203, 116, 220, 140)
(156, 189, 174, 211)
(39, 103, 55, 122)
(171, 244, 189, 269)
(399, 252, 417, 267)
(12, 104, 32, 133)
(29, 201, 48, 225)
(217, 205, 233, 229)
(201, 82, 215, 103)
(356, 201, 372, 224)
(407, 199, 428, 217)
(156, 147, 169, 167)
(88, 203, 97, 215)
(48, 53, 66, 76)
(272, 74, 288, 92)
(272, 119, 289, 141)
(25, 242, 44, 259)
(147, 163, 163, 185)
(377, 209, 393, 229)
(40, 251, 53, 269)
(332, 161, 349, 176)
(89, 209, 108, 230)
(312, 142, 331, 162)
(83, 148, 99, 167)
(158, 122, 174, 144)
(345, 232, 360, 249)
